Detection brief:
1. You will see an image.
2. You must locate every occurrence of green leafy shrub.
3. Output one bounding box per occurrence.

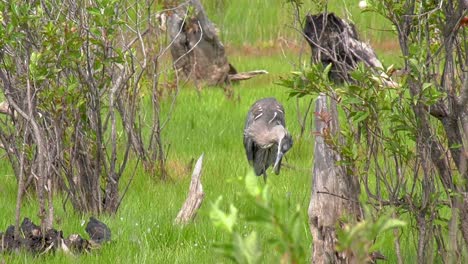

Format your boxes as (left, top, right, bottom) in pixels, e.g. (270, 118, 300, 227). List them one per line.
(210, 172, 307, 263)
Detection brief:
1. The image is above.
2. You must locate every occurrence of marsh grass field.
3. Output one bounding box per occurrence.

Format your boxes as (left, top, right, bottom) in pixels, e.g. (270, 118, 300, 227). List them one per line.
(0, 1, 416, 263)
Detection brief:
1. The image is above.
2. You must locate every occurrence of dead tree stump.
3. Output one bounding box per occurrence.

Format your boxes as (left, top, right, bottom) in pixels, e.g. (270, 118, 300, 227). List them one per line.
(174, 154, 205, 225)
(303, 13, 384, 83)
(309, 94, 362, 263)
(165, 0, 266, 87)
(167, 0, 230, 86)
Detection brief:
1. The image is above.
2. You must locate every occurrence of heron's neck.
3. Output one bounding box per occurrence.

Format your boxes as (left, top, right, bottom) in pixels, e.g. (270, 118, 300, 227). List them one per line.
(271, 125, 286, 141)
(251, 125, 286, 147)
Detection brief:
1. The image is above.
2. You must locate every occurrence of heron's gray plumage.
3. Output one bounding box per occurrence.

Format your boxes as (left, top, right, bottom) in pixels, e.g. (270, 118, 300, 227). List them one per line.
(243, 98, 293, 180)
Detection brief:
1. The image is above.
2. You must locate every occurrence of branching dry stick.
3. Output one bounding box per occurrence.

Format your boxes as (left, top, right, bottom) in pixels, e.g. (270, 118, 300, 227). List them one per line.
(13, 123, 28, 239)
(105, 62, 134, 212)
(116, 159, 140, 212)
(107, 72, 119, 212)
(391, 0, 463, 262)
(46, 178, 54, 230)
(296, 98, 314, 137)
(122, 29, 150, 53)
(393, 211, 404, 264)
(81, 26, 104, 214)
(149, 43, 167, 179)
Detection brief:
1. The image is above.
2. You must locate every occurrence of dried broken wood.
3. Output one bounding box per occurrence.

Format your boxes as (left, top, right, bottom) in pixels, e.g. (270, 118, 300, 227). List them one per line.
(174, 154, 205, 225)
(228, 70, 268, 82)
(0, 101, 13, 116)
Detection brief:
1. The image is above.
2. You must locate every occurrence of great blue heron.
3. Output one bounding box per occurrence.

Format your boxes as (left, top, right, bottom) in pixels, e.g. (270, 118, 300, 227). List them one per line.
(243, 98, 293, 181)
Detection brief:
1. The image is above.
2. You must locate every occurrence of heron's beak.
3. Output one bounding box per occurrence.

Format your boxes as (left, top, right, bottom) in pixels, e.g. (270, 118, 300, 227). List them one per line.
(273, 151, 284, 175)
(274, 137, 284, 175)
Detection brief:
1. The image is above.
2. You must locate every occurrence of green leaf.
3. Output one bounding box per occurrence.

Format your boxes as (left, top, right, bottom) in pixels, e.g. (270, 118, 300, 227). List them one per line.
(379, 219, 406, 233)
(450, 143, 462, 150)
(87, 7, 102, 16)
(213, 242, 236, 262)
(233, 232, 262, 264)
(245, 171, 261, 197)
(210, 197, 238, 234)
(408, 58, 421, 73)
(352, 111, 369, 124)
(422, 82, 433, 90)
(343, 97, 363, 105)
(246, 203, 272, 224)
(322, 63, 333, 79)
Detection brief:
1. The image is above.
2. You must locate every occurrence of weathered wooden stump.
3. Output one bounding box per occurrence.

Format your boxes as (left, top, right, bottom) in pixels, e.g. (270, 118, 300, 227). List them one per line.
(164, 0, 267, 87)
(309, 94, 362, 263)
(303, 13, 384, 83)
(174, 154, 205, 225)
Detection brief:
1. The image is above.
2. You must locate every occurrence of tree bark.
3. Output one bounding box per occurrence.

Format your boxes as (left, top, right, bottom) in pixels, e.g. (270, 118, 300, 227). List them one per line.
(309, 94, 362, 263)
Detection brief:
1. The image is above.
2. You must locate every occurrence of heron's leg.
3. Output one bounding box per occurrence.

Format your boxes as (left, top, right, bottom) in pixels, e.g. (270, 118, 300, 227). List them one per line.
(263, 171, 267, 183)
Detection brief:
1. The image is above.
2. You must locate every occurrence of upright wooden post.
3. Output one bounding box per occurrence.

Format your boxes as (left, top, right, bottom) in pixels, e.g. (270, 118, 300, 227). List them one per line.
(309, 94, 362, 263)
(174, 154, 205, 225)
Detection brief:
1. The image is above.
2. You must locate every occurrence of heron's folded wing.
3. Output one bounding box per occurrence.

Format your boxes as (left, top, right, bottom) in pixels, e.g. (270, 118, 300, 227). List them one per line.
(243, 136, 255, 164)
(253, 148, 267, 176)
